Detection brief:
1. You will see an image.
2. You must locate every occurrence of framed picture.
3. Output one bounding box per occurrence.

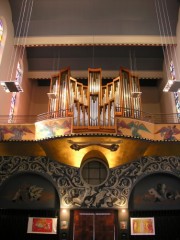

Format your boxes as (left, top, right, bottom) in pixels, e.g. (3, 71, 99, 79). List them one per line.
(130, 217, 155, 235)
(27, 217, 57, 234)
(120, 221, 127, 230)
(61, 220, 68, 230)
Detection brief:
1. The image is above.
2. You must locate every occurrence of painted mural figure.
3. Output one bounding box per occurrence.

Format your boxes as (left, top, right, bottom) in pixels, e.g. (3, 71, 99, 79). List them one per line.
(9, 126, 33, 140)
(117, 120, 150, 138)
(0, 126, 11, 140)
(155, 125, 180, 140)
(36, 119, 71, 139)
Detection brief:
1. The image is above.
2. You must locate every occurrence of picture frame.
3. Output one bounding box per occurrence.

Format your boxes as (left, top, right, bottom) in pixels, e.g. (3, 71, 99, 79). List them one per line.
(27, 217, 57, 234)
(120, 221, 127, 230)
(61, 220, 68, 230)
(130, 217, 155, 235)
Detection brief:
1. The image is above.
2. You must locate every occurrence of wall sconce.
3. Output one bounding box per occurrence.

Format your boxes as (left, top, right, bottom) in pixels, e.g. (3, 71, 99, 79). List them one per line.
(62, 209, 67, 214)
(60, 208, 69, 230)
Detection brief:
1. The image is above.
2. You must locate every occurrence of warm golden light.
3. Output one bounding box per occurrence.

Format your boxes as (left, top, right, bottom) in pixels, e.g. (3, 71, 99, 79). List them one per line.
(62, 209, 67, 214)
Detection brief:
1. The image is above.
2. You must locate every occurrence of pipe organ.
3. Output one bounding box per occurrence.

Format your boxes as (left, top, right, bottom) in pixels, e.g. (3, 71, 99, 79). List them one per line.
(48, 67, 142, 130)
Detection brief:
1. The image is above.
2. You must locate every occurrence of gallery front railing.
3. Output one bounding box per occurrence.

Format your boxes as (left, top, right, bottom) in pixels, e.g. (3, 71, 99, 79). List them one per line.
(0, 108, 180, 125)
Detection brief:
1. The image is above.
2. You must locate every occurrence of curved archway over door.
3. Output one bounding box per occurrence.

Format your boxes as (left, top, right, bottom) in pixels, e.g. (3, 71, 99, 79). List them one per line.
(0, 172, 60, 240)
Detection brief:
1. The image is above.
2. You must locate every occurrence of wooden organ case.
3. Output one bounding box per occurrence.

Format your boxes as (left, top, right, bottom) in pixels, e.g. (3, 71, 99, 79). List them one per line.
(48, 67, 142, 132)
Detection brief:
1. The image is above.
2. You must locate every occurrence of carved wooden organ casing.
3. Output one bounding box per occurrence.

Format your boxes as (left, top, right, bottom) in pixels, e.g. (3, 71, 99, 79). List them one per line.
(48, 67, 142, 130)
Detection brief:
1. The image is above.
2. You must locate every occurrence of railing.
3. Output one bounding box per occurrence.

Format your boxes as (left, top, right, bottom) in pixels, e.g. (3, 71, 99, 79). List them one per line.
(141, 112, 180, 124)
(0, 115, 38, 124)
(37, 110, 68, 122)
(0, 109, 180, 124)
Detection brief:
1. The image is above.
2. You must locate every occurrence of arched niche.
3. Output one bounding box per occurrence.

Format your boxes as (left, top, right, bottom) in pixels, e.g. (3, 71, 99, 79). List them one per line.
(129, 172, 180, 211)
(0, 171, 60, 210)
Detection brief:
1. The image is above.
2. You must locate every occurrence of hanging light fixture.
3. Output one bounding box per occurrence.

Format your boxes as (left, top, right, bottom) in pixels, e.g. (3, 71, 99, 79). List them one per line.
(0, 81, 23, 92)
(154, 0, 180, 92)
(0, 0, 34, 93)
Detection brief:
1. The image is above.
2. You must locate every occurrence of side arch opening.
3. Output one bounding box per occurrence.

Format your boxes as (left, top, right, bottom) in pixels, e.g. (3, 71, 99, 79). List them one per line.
(0, 171, 60, 239)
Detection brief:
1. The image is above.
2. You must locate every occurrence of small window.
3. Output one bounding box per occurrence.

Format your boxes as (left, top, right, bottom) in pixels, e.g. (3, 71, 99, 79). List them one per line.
(0, 19, 3, 45)
(16, 61, 23, 82)
(170, 60, 180, 120)
(81, 159, 109, 186)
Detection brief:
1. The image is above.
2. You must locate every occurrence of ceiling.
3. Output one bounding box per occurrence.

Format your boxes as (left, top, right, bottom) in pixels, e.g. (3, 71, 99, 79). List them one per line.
(8, 0, 180, 86)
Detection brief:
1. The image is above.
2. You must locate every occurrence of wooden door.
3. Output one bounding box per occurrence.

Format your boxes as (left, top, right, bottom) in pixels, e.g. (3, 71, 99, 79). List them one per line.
(71, 210, 117, 240)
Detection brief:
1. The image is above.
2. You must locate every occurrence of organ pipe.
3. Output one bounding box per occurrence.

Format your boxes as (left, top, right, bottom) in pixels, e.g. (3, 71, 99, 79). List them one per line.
(48, 67, 142, 129)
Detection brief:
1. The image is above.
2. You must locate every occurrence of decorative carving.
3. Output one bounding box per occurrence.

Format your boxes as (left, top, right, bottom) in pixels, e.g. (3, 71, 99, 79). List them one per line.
(0, 156, 179, 209)
(12, 184, 43, 202)
(68, 140, 122, 151)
